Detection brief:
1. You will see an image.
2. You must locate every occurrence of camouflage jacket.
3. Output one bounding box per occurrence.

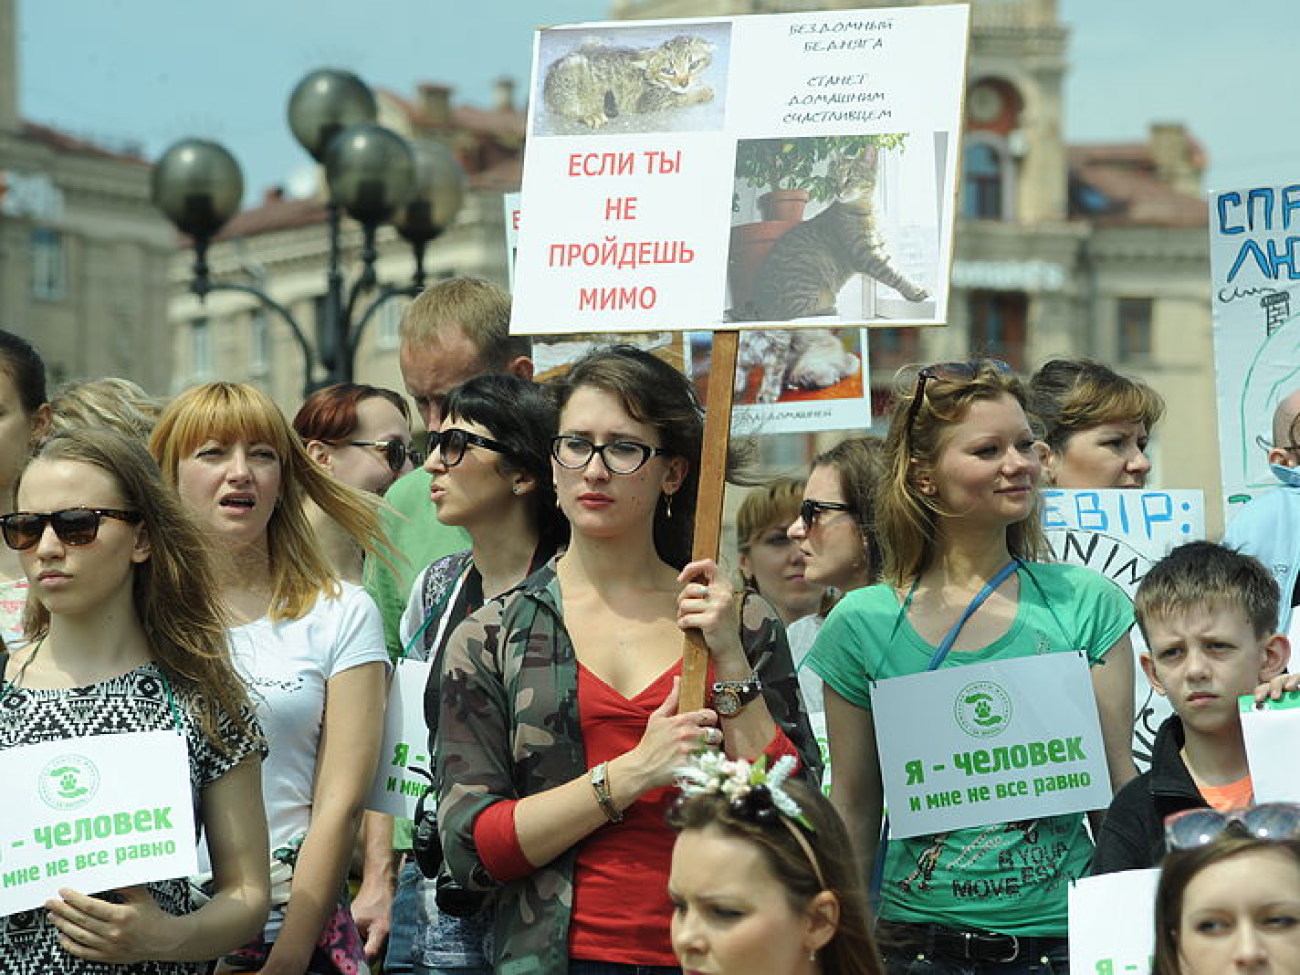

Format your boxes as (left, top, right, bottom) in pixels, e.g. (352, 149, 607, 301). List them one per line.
(436, 557, 821, 975)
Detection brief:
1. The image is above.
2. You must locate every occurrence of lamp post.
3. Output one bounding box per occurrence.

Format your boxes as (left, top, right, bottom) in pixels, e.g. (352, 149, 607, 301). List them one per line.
(152, 68, 465, 395)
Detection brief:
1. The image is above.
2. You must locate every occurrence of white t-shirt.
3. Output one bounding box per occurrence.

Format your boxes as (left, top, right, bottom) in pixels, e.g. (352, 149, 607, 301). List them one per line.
(228, 582, 388, 855)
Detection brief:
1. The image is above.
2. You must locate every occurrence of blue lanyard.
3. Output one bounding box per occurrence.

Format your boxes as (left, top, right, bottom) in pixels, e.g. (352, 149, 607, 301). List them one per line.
(925, 559, 1021, 671)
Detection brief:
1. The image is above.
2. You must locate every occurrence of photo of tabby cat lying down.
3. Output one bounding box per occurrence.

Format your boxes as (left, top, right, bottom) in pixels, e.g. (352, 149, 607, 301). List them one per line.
(539, 32, 721, 134)
(731, 146, 929, 322)
(733, 328, 860, 405)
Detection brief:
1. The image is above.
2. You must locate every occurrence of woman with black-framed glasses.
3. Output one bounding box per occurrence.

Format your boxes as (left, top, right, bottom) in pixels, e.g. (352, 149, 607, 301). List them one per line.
(1153, 806, 1300, 975)
(294, 382, 418, 585)
(807, 360, 1138, 974)
(433, 345, 819, 974)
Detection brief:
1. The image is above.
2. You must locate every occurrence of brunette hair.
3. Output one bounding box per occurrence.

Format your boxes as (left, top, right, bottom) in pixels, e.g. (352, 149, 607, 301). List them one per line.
(150, 382, 392, 621)
(1135, 541, 1280, 642)
(292, 382, 409, 444)
(398, 276, 530, 370)
(48, 377, 162, 442)
(0, 329, 48, 415)
(18, 429, 255, 752)
(877, 361, 1047, 584)
(1027, 358, 1164, 453)
(811, 436, 885, 587)
(669, 778, 883, 975)
(550, 345, 705, 568)
(442, 374, 567, 549)
(1154, 833, 1300, 975)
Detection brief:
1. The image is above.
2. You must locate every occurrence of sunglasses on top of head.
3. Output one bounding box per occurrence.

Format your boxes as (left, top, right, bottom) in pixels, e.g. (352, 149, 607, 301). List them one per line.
(0, 508, 143, 551)
(903, 359, 1014, 441)
(1163, 804, 1300, 851)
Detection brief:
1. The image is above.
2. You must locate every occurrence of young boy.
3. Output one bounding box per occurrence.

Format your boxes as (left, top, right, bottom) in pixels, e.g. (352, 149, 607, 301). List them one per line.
(1092, 540, 1291, 873)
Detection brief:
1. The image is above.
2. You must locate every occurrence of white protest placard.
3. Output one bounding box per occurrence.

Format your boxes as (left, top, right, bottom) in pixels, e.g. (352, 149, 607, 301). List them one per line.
(1240, 689, 1300, 803)
(0, 731, 197, 916)
(1068, 869, 1159, 975)
(1042, 489, 1206, 772)
(871, 653, 1112, 839)
(512, 6, 968, 333)
(367, 658, 435, 818)
(1209, 182, 1300, 519)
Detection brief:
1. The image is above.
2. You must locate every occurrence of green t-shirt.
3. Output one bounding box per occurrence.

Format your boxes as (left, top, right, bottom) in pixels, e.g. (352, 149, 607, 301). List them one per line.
(364, 468, 470, 662)
(808, 561, 1132, 936)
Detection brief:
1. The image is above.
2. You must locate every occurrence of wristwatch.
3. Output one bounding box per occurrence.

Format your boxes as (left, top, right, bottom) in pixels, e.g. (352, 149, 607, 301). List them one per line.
(710, 672, 763, 718)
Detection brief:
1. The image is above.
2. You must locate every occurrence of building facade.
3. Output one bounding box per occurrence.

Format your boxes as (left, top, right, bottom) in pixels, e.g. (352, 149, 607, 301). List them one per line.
(0, 0, 176, 392)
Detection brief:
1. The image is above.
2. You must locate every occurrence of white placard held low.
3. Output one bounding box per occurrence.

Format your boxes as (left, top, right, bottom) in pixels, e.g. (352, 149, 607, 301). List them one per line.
(367, 658, 435, 818)
(1240, 689, 1300, 803)
(871, 653, 1112, 838)
(0, 730, 197, 916)
(1068, 869, 1159, 975)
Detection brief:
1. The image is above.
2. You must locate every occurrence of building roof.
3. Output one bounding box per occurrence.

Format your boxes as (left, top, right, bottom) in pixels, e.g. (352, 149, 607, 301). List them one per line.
(1067, 136, 1208, 229)
(19, 120, 148, 166)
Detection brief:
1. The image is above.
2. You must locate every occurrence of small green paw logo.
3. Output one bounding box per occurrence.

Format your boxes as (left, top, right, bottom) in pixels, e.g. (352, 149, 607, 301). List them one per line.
(39, 755, 101, 810)
(954, 681, 1012, 738)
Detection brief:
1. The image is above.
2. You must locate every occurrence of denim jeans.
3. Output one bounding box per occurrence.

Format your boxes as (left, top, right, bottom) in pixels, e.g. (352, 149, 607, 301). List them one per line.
(568, 963, 680, 975)
(383, 859, 423, 975)
(883, 943, 1068, 975)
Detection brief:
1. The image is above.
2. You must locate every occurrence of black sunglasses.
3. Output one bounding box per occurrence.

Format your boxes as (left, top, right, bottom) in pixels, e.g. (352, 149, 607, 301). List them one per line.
(0, 507, 143, 551)
(347, 439, 422, 473)
(903, 359, 1014, 442)
(426, 428, 508, 468)
(798, 499, 853, 529)
(1164, 804, 1300, 851)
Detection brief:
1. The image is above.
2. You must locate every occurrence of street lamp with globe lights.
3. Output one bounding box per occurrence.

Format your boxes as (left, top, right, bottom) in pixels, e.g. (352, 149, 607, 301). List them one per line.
(152, 68, 465, 395)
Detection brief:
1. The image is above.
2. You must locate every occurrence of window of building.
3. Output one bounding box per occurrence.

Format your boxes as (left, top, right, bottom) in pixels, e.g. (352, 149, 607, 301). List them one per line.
(962, 143, 1007, 221)
(30, 228, 66, 300)
(250, 311, 272, 377)
(191, 318, 212, 380)
(1118, 297, 1154, 360)
(869, 327, 920, 372)
(968, 290, 1028, 370)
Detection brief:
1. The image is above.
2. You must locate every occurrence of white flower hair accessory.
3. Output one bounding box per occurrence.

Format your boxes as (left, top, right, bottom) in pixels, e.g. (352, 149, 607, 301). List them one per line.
(675, 752, 812, 831)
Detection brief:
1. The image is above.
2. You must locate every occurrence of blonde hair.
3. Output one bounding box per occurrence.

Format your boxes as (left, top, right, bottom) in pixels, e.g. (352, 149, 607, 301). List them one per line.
(878, 361, 1048, 584)
(398, 276, 529, 369)
(736, 477, 804, 552)
(19, 429, 256, 753)
(149, 382, 392, 621)
(1027, 358, 1165, 451)
(48, 377, 162, 442)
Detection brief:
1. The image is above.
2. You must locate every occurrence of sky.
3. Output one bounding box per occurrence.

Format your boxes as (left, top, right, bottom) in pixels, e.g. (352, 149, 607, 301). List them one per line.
(15, 1, 1295, 203)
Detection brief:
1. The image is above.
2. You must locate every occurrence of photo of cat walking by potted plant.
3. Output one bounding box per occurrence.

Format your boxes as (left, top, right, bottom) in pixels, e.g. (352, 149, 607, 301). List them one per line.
(726, 134, 936, 324)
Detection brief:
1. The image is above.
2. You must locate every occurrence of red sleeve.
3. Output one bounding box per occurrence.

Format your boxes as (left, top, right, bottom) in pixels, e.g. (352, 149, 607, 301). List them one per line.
(471, 800, 534, 883)
(762, 726, 800, 769)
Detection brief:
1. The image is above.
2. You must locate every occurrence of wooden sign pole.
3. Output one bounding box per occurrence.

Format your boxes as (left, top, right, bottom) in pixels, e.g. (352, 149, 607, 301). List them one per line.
(680, 328, 740, 712)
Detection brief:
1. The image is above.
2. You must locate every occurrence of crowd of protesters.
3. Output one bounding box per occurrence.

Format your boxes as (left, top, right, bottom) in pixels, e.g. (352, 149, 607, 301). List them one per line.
(3, 278, 1300, 975)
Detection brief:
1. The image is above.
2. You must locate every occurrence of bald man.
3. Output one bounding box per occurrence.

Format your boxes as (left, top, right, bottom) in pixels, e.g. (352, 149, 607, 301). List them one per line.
(1223, 387, 1300, 633)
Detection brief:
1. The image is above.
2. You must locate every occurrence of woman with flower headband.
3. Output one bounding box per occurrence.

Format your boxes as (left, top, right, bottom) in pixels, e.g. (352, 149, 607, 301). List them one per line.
(0, 429, 269, 973)
(669, 753, 883, 975)
(808, 360, 1138, 973)
(435, 345, 820, 974)
(151, 382, 391, 975)
(1154, 804, 1300, 975)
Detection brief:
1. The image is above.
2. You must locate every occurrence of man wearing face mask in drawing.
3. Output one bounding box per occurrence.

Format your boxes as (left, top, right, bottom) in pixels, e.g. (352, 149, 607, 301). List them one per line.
(1224, 387, 1300, 639)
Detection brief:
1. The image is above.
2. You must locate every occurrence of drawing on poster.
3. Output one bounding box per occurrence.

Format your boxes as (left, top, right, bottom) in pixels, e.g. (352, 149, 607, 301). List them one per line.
(726, 134, 942, 324)
(692, 328, 863, 407)
(534, 23, 731, 137)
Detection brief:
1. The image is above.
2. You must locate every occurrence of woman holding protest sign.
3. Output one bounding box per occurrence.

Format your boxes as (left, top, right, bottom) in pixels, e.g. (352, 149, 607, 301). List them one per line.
(0, 429, 269, 974)
(1027, 358, 1164, 489)
(808, 360, 1137, 973)
(151, 382, 389, 975)
(435, 345, 819, 974)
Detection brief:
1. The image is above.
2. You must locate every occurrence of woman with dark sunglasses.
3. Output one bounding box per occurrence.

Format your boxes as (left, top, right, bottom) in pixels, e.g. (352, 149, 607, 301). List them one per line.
(151, 382, 392, 975)
(293, 383, 417, 585)
(1154, 805, 1300, 975)
(807, 361, 1138, 974)
(0, 429, 269, 973)
(394, 375, 565, 975)
(433, 346, 819, 974)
